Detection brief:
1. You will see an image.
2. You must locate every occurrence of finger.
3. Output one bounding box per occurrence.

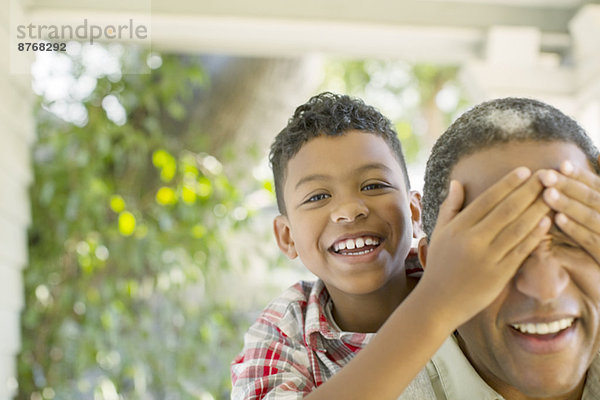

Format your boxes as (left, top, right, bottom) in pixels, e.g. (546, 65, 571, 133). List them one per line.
(499, 216, 552, 271)
(435, 180, 465, 227)
(543, 188, 600, 235)
(472, 170, 546, 240)
(490, 198, 551, 257)
(540, 168, 600, 210)
(560, 160, 600, 193)
(555, 212, 600, 264)
(457, 167, 532, 227)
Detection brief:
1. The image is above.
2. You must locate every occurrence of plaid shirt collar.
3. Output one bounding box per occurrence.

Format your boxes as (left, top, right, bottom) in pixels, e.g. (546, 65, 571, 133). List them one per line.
(303, 249, 423, 354)
(303, 279, 374, 353)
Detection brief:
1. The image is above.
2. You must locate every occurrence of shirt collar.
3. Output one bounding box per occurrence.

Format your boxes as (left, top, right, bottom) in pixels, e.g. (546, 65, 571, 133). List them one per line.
(303, 251, 422, 351)
(431, 335, 600, 400)
(303, 279, 373, 351)
(430, 335, 503, 400)
(583, 351, 600, 399)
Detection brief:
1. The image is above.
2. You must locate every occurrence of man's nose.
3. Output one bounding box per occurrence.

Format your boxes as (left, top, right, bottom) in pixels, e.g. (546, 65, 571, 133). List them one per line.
(514, 246, 569, 303)
(330, 196, 369, 223)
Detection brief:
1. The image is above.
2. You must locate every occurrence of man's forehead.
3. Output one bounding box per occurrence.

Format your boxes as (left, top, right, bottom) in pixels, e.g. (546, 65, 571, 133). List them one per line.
(450, 141, 591, 206)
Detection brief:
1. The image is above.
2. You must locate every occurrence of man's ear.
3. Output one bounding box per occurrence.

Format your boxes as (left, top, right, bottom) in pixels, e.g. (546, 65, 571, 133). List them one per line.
(417, 236, 429, 269)
(273, 215, 298, 259)
(410, 190, 424, 239)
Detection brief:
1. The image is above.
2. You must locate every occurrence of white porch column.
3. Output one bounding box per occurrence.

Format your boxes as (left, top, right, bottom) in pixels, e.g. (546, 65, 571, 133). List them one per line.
(570, 4, 600, 145)
(1, 1, 35, 398)
(459, 25, 576, 112)
(459, 15, 600, 144)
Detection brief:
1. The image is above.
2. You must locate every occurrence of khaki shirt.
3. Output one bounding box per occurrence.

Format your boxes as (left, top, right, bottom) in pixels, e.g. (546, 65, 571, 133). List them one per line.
(399, 335, 600, 399)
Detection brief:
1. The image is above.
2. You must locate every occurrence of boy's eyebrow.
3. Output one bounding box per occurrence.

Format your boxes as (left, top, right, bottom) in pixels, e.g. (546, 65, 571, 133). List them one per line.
(294, 174, 331, 190)
(294, 163, 393, 190)
(356, 162, 393, 174)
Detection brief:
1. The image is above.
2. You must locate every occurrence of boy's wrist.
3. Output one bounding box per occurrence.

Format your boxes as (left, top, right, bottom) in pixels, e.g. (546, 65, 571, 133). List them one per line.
(409, 273, 470, 332)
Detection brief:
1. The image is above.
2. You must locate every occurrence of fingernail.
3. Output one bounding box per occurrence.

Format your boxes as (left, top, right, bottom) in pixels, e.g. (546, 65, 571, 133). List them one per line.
(541, 170, 558, 186)
(556, 213, 568, 225)
(561, 161, 574, 175)
(539, 216, 550, 228)
(516, 167, 531, 180)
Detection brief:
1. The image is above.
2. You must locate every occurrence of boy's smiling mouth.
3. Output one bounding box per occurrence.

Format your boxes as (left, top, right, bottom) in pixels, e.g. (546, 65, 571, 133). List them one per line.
(330, 235, 382, 256)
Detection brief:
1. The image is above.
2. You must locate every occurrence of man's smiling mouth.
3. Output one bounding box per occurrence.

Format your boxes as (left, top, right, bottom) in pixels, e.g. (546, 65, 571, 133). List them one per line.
(508, 317, 579, 353)
(330, 236, 381, 256)
(511, 318, 575, 335)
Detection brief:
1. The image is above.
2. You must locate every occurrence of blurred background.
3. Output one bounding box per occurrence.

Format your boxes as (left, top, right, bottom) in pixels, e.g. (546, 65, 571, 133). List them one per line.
(2, 1, 600, 399)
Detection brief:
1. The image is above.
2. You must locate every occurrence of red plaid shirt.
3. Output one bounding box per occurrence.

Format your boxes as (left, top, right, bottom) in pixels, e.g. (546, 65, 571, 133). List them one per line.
(231, 252, 423, 400)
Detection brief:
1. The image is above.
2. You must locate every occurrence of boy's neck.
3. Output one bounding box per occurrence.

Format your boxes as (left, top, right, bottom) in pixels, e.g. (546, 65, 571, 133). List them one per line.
(327, 272, 417, 333)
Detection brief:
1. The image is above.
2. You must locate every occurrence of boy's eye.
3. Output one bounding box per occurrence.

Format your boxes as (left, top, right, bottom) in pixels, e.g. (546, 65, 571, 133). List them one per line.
(305, 193, 330, 203)
(362, 183, 389, 191)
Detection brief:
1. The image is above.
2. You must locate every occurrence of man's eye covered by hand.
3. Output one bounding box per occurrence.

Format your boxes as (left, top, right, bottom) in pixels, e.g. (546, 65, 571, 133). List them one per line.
(539, 160, 600, 265)
(420, 166, 552, 328)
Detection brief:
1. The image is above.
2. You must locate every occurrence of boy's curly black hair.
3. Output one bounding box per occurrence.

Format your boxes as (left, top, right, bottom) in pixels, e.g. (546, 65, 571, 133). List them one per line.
(269, 92, 410, 214)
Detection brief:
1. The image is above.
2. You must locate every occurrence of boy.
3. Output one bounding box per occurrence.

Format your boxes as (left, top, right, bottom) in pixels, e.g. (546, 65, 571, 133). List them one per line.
(231, 93, 552, 399)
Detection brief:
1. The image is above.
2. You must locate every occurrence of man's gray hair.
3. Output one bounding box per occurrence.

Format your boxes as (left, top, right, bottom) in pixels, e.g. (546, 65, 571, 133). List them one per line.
(422, 97, 600, 238)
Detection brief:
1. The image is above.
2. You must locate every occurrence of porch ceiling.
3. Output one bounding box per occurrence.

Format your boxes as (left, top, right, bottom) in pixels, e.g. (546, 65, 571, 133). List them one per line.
(21, 0, 597, 61)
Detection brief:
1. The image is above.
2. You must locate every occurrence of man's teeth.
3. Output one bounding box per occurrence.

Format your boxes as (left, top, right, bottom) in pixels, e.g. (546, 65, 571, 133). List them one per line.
(511, 318, 575, 335)
(333, 236, 380, 252)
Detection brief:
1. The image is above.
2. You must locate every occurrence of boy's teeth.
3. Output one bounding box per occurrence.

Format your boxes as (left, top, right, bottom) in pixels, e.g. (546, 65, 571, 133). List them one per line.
(511, 318, 574, 335)
(333, 236, 379, 252)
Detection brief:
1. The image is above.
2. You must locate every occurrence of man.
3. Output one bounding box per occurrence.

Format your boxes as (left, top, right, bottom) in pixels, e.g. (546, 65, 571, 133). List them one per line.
(417, 97, 600, 399)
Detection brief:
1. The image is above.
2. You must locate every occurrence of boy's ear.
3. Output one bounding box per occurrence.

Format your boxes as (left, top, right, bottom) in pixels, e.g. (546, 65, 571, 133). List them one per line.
(409, 190, 424, 239)
(417, 236, 429, 268)
(273, 215, 298, 259)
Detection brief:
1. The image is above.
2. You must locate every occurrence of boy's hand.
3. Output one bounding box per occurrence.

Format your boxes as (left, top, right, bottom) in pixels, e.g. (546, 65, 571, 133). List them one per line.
(539, 160, 600, 265)
(419, 167, 551, 327)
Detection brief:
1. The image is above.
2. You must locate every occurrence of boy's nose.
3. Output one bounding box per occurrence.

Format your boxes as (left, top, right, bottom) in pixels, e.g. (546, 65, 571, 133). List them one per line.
(330, 199, 369, 223)
(514, 245, 569, 303)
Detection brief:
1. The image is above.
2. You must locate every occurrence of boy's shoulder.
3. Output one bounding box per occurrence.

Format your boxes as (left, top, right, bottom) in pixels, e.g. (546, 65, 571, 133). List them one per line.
(259, 279, 326, 323)
(250, 279, 330, 343)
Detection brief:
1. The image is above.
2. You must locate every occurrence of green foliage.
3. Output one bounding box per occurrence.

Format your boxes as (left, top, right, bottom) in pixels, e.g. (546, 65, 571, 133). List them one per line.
(18, 47, 259, 399)
(19, 49, 468, 400)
